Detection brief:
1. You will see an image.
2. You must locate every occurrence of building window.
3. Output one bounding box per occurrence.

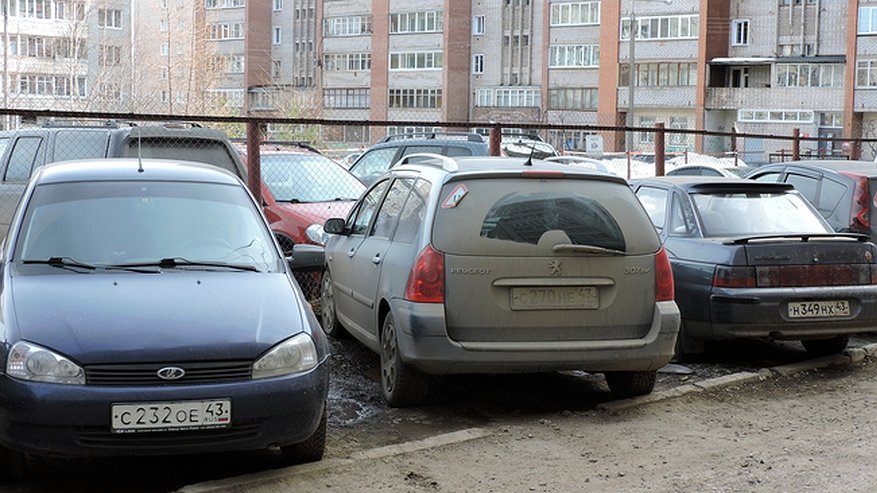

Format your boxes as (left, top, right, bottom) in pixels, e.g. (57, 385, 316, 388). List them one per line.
(860, 6, 877, 34)
(473, 15, 485, 35)
(323, 15, 372, 36)
(388, 88, 442, 109)
(389, 51, 443, 70)
(857, 60, 877, 88)
(472, 54, 484, 74)
(639, 117, 656, 144)
(323, 88, 370, 109)
(731, 19, 749, 46)
(18, 0, 51, 19)
(474, 88, 540, 108)
(778, 64, 843, 88)
(621, 15, 699, 41)
(98, 8, 123, 29)
(273, 27, 281, 44)
(160, 43, 169, 56)
(161, 91, 169, 103)
(99, 45, 122, 67)
(207, 23, 245, 40)
(737, 109, 814, 123)
(550, 2, 600, 26)
(205, 0, 245, 8)
(207, 88, 245, 108)
(272, 60, 281, 78)
(160, 69, 168, 80)
(323, 53, 371, 71)
(548, 88, 598, 110)
(548, 45, 600, 68)
(389, 10, 444, 34)
(160, 19, 167, 32)
(619, 62, 697, 87)
(669, 117, 689, 146)
(273, 0, 282, 11)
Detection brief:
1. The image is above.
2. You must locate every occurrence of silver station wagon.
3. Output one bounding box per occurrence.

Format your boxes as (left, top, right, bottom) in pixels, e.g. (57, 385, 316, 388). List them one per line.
(320, 155, 680, 406)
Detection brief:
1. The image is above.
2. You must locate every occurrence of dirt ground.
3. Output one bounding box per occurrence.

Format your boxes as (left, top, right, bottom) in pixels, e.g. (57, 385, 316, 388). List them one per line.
(236, 361, 877, 493)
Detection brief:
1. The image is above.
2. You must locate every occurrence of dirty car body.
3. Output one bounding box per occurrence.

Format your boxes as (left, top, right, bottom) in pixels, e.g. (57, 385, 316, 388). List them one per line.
(0, 159, 329, 470)
(631, 176, 877, 356)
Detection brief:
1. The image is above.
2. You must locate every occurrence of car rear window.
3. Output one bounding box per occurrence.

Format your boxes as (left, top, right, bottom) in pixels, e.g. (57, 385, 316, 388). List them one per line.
(432, 177, 660, 256)
(692, 192, 831, 237)
(122, 138, 241, 178)
(53, 130, 110, 162)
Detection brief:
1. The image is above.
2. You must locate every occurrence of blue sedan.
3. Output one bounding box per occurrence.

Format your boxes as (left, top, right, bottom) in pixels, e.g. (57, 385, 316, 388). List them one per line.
(0, 159, 329, 478)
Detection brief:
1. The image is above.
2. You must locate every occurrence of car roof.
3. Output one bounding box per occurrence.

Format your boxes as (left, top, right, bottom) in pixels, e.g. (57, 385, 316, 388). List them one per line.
(395, 155, 627, 184)
(754, 160, 877, 177)
(632, 175, 795, 191)
(35, 158, 242, 185)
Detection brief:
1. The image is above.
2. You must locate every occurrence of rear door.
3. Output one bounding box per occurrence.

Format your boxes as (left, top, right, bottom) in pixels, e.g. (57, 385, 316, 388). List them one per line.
(433, 174, 662, 344)
(0, 134, 46, 236)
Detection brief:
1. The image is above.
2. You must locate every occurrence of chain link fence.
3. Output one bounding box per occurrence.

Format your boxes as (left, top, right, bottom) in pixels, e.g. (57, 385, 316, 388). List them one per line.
(0, 108, 875, 311)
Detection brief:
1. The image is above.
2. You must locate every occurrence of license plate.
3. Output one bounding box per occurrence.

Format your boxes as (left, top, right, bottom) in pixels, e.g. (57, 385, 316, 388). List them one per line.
(511, 286, 598, 310)
(787, 300, 850, 319)
(111, 399, 231, 433)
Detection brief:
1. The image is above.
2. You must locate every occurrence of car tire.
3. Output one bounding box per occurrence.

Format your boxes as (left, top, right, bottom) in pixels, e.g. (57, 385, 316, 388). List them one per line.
(801, 336, 849, 357)
(380, 312, 427, 407)
(320, 271, 348, 338)
(604, 370, 657, 398)
(0, 445, 25, 480)
(281, 404, 327, 465)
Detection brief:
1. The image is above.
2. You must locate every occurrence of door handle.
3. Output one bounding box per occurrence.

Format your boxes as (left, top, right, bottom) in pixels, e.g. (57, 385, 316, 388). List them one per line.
(347, 248, 355, 258)
(372, 254, 381, 264)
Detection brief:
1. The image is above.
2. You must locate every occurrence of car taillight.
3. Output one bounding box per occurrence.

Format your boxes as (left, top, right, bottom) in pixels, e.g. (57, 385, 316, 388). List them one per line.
(655, 247, 674, 301)
(713, 265, 756, 288)
(841, 172, 870, 232)
(404, 245, 445, 303)
(757, 264, 872, 287)
(871, 264, 877, 285)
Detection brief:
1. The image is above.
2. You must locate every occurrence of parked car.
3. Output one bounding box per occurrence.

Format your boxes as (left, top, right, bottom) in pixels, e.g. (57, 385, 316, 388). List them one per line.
(543, 155, 612, 174)
(321, 154, 680, 406)
(666, 164, 751, 178)
(630, 176, 877, 358)
(0, 159, 329, 478)
(500, 133, 558, 160)
(0, 122, 246, 237)
(745, 160, 877, 239)
(236, 142, 365, 252)
(347, 132, 490, 185)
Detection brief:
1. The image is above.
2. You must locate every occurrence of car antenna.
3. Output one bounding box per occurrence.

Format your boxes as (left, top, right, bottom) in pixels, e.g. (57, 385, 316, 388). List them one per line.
(523, 138, 537, 166)
(137, 128, 144, 173)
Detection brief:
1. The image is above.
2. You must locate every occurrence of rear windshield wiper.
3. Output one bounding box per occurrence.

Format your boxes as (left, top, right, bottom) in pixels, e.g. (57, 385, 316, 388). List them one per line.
(278, 198, 309, 204)
(109, 257, 262, 272)
(22, 257, 96, 271)
(552, 244, 626, 255)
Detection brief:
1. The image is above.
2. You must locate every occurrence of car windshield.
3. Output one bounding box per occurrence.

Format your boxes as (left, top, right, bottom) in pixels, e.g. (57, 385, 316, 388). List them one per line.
(15, 180, 281, 272)
(692, 192, 831, 237)
(262, 154, 365, 202)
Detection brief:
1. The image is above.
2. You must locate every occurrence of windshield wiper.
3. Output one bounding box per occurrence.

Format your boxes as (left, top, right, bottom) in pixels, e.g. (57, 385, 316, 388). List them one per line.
(22, 257, 96, 271)
(110, 257, 262, 272)
(552, 244, 626, 255)
(278, 198, 309, 204)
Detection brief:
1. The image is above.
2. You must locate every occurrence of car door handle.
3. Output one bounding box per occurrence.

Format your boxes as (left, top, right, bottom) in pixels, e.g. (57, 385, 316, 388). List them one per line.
(372, 254, 381, 264)
(347, 248, 355, 258)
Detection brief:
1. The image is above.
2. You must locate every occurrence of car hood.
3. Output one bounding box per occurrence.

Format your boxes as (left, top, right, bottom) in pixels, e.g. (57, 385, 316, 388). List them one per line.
(272, 201, 355, 224)
(10, 272, 308, 365)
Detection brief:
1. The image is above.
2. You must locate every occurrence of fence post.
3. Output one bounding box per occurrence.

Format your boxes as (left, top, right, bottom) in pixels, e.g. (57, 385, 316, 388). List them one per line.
(852, 140, 862, 160)
(792, 128, 800, 161)
(655, 122, 665, 176)
(246, 120, 262, 201)
(489, 125, 502, 156)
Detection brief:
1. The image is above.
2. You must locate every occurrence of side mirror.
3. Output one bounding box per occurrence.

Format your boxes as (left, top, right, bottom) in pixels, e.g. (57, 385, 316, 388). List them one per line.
(288, 244, 325, 273)
(324, 218, 347, 235)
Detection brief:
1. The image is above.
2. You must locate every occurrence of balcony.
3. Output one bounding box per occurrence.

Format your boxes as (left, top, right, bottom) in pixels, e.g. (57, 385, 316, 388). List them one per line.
(706, 87, 844, 111)
(616, 87, 696, 109)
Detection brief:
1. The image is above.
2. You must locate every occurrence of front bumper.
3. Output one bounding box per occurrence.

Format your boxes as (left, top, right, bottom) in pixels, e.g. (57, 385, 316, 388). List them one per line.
(0, 359, 329, 458)
(391, 299, 680, 375)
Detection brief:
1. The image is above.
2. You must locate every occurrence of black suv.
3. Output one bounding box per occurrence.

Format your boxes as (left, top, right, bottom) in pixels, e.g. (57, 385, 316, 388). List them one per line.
(0, 122, 246, 235)
(347, 132, 489, 185)
(745, 160, 877, 239)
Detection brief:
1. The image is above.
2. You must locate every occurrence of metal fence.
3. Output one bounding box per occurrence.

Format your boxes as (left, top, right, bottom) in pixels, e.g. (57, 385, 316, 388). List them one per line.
(0, 108, 876, 310)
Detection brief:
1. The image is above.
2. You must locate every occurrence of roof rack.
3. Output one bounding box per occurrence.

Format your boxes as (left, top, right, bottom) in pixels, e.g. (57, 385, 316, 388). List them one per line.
(42, 118, 120, 129)
(396, 153, 459, 172)
(380, 132, 484, 143)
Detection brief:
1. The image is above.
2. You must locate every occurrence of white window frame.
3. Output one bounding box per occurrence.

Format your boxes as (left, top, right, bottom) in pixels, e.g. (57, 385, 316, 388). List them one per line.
(860, 6, 877, 34)
(472, 54, 484, 74)
(731, 19, 749, 46)
(389, 51, 443, 71)
(550, 2, 600, 26)
(736, 109, 814, 123)
(548, 44, 600, 68)
(389, 11, 444, 34)
(857, 60, 877, 88)
(472, 15, 485, 35)
(273, 27, 282, 45)
(621, 14, 699, 41)
(273, 0, 282, 11)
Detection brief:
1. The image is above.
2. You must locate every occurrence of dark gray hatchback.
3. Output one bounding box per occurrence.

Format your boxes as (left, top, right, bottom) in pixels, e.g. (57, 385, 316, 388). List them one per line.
(631, 177, 877, 358)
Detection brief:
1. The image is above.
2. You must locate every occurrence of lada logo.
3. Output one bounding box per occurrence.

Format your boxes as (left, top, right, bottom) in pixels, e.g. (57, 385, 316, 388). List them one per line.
(157, 366, 186, 381)
(548, 260, 562, 276)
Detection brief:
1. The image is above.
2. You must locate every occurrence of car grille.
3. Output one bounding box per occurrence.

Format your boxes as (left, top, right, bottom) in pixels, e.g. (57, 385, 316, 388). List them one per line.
(76, 421, 261, 449)
(84, 361, 252, 386)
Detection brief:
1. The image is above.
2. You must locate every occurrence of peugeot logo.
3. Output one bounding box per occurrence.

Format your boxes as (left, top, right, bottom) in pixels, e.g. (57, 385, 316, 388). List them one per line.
(548, 260, 562, 276)
(157, 366, 186, 381)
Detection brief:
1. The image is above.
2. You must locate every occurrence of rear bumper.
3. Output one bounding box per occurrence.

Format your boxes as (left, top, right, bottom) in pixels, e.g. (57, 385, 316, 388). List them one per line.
(696, 285, 877, 340)
(391, 299, 680, 375)
(0, 360, 329, 458)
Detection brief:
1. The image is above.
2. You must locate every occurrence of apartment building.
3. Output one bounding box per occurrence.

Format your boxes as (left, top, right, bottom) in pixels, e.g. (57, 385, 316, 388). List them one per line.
(0, 0, 131, 119)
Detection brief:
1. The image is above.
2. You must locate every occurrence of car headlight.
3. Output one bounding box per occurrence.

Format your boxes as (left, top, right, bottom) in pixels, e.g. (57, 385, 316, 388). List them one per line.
(305, 223, 327, 246)
(252, 333, 319, 379)
(6, 341, 85, 385)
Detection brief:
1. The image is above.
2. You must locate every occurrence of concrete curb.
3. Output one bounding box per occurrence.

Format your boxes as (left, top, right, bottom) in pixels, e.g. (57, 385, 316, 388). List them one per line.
(177, 428, 492, 493)
(598, 342, 877, 413)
